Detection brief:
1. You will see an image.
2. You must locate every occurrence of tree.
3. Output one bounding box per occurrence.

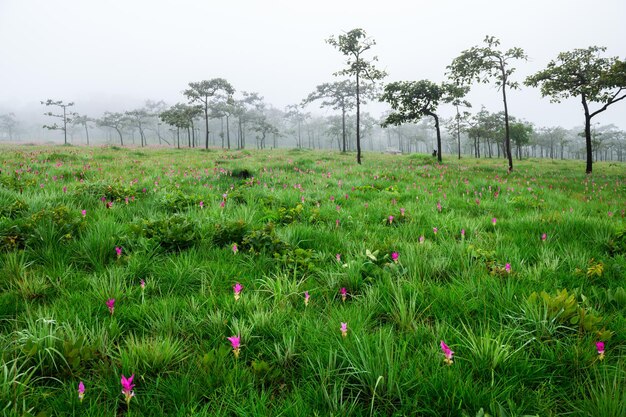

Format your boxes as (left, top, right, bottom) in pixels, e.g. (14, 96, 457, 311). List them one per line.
(251, 116, 280, 149)
(507, 120, 533, 160)
(0, 113, 18, 140)
(41, 99, 75, 145)
(285, 104, 309, 149)
(184, 78, 235, 149)
(97, 112, 127, 146)
(525, 46, 626, 173)
(303, 80, 358, 152)
(71, 114, 93, 145)
(327, 28, 386, 164)
(125, 109, 152, 147)
(447, 35, 527, 171)
(380, 80, 461, 163)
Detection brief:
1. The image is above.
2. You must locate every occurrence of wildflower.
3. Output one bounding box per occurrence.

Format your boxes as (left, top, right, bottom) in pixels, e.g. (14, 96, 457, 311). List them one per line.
(388, 215, 394, 224)
(391, 252, 399, 263)
(596, 341, 605, 360)
(228, 336, 241, 359)
(440, 340, 454, 365)
(461, 229, 465, 239)
(505, 263, 511, 273)
(304, 291, 310, 307)
(433, 227, 438, 235)
(115, 247, 122, 258)
(340, 287, 347, 302)
(220, 200, 225, 208)
(140, 279, 145, 290)
(232, 243, 238, 254)
(106, 299, 115, 315)
(437, 201, 442, 212)
(419, 235, 425, 244)
(199, 201, 204, 209)
(336, 219, 340, 228)
(541, 233, 547, 241)
(335, 253, 341, 262)
(120, 374, 135, 406)
(340, 322, 348, 338)
(81, 209, 86, 217)
(63, 186, 67, 193)
(78, 381, 85, 402)
(492, 217, 497, 226)
(233, 283, 243, 301)
(400, 207, 405, 216)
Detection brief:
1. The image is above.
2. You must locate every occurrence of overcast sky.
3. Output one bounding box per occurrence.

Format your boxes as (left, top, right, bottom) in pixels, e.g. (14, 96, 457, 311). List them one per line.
(1, 0, 625, 129)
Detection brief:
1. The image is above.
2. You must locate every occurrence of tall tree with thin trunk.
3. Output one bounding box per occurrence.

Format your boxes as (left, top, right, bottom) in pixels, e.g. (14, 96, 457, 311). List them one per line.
(41, 99, 75, 145)
(525, 46, 626, 173)
(447, 35, 527, 171)
(0, 113, 18, 141)
(327, 28, 386, 164)
(97, 112, 127, 146)
(71, 114, 92, 145)
(184, 78, 235, 149)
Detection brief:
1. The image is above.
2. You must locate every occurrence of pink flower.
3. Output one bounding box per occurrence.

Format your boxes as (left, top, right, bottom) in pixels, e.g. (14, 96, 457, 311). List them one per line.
(115, 247, 122, 258)
(233, 283, 243, 301)
(304, 291, 310, 307)
(388, 215, 394, 224)
(81, 209, 86, 217)
(391, 252, 399, 263)
(437, 202, 442, 212)
(492, 217, 497, 226)
(596, 341, 605, 360)
(400, 207, 405, 216)
(220, 200, 225, 208)
(541, 233, 547, 241)
(232, 243, 238, 254)
(336, 219, 340, 228)
(340, 287, 347, 302)
(433, 227, 438, 235)
(419, 235, 425, 244)
(505, 263, 511, 273)
(78, 381, 85, 402)
(340, 322, 348, 338)
(199, 201, 204, 209)
(228, 335, 241, 358)
(335, 253, 341, 262)
(461, 229, 466, 239)
(106, 299, 115, 315)
(440, 340, 454, 365)
(120, 374, 135, 405)
(140, 279, 145, 290)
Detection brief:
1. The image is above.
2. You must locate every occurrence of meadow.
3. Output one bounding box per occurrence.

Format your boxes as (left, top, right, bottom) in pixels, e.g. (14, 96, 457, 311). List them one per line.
(0, 145, 625, 417)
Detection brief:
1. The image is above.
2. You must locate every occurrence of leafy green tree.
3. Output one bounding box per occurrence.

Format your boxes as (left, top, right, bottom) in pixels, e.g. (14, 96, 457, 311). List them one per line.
(525, 46, 626, 173)
(70, 114, 93, 145)
(184, 78, 235, 149)
(507, 120, 533, 160)
(41, 99, 76, 145)
(380, 80, 463, 163)
(97, 112, 127, 146)
(285, 104, 309, 149)
(251, 116, 279, 149)
(125, 109, 152, 147)
(327, 28, 386, 164)
(447, 36, 527, 171)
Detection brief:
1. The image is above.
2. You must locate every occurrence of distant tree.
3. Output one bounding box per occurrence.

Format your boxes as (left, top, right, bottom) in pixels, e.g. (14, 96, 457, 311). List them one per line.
(525, 46, 626, 173)
(236, 91, 265, 149)
(380, 80, 465, 163)
(41, 99, 76, 145)
(97, 112, 127, 146)
(327, 28, 386, 164)
(184, 78, 235, 149)
(0, 113, 18, 140)
(124, 109, 153, 147)
(303, 80, 357, 152)
(251, 116, 280, 149)
(447, 36, 527, 171)
(159, 104, 191, 149)
(446, 84, 472, 159)
(507, 120, 533, 160)
(285, 104, 310, 149)
(71, 114, 93, 145)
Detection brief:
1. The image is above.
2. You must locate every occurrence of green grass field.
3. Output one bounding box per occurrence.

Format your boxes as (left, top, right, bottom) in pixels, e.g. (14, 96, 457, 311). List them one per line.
(1, 145, 625, 417)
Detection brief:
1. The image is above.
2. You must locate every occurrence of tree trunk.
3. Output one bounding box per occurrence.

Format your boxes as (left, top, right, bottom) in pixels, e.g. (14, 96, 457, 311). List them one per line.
(501, 75, 513, 171)
(226, 115, 231, 150)
(355, 70, 362, 164)
(204, 101, 209, 149)
(456, 106, 461, 159)
(582, 94, 593, 174)
(430, 112, 442, 163)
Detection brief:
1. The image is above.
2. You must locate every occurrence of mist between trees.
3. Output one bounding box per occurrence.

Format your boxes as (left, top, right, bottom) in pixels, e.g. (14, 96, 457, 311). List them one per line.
(0, 32, 624, 171)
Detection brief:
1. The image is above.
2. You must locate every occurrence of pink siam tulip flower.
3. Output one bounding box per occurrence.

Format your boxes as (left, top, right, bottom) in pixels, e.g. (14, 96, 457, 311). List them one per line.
(304, 291, 310, 307)
(120, 374, 135, 406)
(220, 200, 225, 208)
(115, 247, 122, 258)
(440, 340, 454, 365)
(63, 186, 67, 193)
(78, 381, 85, 402)
(340, 322, 348, 338)
(433, 227, 438, 235)
(335, 253, 341, 263)
(336, 219, 340, 228)
(541, 233, 547, 241)
(233, 283, 243, 301)
(81, 209, 86, 217)
(199, 201, 204, 209)
(505, 263, 511, 273)
(419, 235, 425, 244)
(400, 207, 405, 217)
(596, 341, 605, 360)
(106, 299, 115, 315)
(140, 279, 145, 290)
(340, 287, 347, 302)
(232, 243, 238, 254)
(492, 217, 497, 226)
(437, 202, 442, 212)
(388, 215, 394, 224)
(391, 252, 399, 263)
(461, 229, 466, 239)
(228, 335, 241, 358)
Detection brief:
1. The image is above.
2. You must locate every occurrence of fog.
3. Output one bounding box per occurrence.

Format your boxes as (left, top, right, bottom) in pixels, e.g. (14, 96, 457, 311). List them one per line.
(0, 0, 624, 146)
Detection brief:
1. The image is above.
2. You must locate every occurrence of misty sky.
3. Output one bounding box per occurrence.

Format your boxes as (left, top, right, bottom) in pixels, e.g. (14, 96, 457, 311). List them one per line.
(1, 0, 625, 129)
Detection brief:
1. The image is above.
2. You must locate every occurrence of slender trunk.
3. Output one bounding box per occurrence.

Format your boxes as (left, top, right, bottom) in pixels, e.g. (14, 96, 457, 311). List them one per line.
(187, 127, 191, 147)
(341, 107, 347, 152)
(84, 123, 89, 145)
(226, 115, 231, 150)
(430, 112, 442, 163)
(582, 94, 593, 174)
(456, 106, 461, 159)
(356, 70, 362, 164)
(177, 128, 180, 149)
(221, 117, 225, 148)
(204, 101, 209, 149)
(116, 128, 124, 146)
(191, 120, 195, 147)
(502, 84, 513, 171)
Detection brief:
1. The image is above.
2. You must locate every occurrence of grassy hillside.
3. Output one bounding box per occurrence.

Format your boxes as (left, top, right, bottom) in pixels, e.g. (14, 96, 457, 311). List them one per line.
(1, 145, 625, 417)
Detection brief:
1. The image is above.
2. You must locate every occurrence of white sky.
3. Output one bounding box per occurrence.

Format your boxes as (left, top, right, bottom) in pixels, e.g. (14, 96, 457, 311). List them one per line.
(1, 0, 625, 129)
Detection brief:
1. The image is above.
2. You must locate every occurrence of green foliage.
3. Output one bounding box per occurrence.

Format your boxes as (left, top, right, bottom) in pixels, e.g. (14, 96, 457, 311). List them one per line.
(160, 191, 203, 212)
(130, 215, 200, 252)
(607, 228, 626, 256)
(78, 181, 134, 202)
(212, 220, 250, 247)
